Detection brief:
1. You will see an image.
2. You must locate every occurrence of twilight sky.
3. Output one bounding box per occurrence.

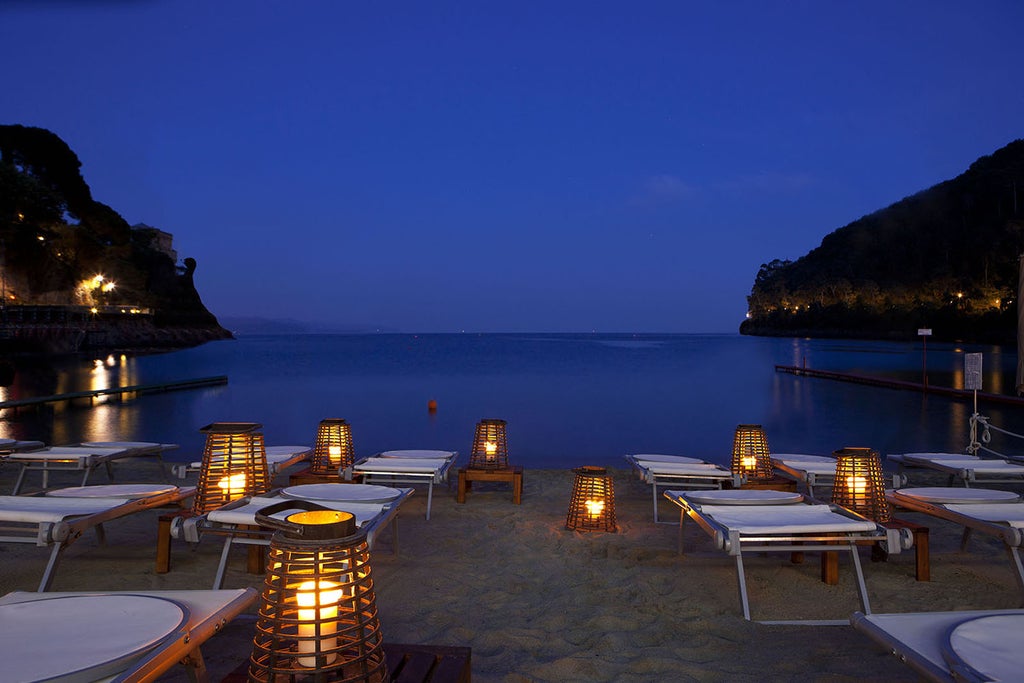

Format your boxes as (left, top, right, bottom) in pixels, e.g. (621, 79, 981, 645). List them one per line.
(4, 1, 1024, 333)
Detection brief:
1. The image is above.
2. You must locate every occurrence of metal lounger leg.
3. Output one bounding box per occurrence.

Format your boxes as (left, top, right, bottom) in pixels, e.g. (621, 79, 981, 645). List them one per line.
(734, 551, 751, 621)
(12, 464, 28, 495)
(38, 543, 65, 592)
(213, 536, 235, 589)
(652, 483, 660, 524)
(848, 541, 871, 615)
(1006, 545, 1024, 605)
(677, 508, 686, 555)
(425, 481, 434, 520)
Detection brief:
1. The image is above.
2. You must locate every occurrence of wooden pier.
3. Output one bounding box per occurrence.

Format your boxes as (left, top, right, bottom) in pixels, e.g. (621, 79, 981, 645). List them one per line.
(0, 375, 228, 413)
(775, 365, 1024, 406)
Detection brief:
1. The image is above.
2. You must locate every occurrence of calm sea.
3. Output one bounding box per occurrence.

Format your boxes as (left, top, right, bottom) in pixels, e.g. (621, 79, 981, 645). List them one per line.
(2, 333, 1022, 468)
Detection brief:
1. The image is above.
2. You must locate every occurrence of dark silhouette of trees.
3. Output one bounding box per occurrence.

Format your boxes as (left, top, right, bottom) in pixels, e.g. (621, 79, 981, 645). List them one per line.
(742, 140, 1024, 343)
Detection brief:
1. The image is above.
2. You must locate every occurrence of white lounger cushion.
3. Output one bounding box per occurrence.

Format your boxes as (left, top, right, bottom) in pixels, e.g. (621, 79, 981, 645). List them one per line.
(79, 441, 165, 450)
(263, 446, 311, 459)
(355, 457, 449, 472)
(902, 455, 1024, 472)
(943, 503, 1024, 527)
(944, 613, 1024, 681)
(638, 462, 731, 475)
(698, 504, 877, 534)
(1, 594, 187, 683)
(0, 496, 135, 523)
(46, 484, 180, 499)
(892, 487, 1020, 504)
(679, 489, 802, 505)
(207, 496, 386, 527)
(772, 454, 834, 463)
(378, 450, 455, 459)
(5, 447, 127, 460)
(775, 461, 836, 475)
(282, 483, 403, 503)
(899, 452, 978, 460)
(630, 454, 705, 464)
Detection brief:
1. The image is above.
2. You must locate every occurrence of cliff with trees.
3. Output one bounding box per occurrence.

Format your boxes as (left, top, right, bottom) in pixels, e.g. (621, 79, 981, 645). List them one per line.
(0, 124, 231, 354)
(741, 139, 1024, 344)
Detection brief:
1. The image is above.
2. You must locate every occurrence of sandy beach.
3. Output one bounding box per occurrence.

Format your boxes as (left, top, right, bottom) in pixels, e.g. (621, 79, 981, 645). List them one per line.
(1, 460, 1021, 682)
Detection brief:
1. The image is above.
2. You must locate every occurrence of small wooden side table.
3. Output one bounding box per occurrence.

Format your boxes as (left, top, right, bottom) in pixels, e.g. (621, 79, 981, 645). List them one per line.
(457, 466, 523, 504)
(875, 518, 930, 581)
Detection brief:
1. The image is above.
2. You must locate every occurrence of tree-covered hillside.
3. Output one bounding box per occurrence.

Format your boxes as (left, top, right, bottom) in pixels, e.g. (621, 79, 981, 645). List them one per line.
(741, 140, 1024, 343)
(0, 124, 230, 351)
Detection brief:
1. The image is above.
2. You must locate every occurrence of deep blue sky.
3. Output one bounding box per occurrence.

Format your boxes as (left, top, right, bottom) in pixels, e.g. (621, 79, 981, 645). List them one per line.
(4, 2, 1024, 333)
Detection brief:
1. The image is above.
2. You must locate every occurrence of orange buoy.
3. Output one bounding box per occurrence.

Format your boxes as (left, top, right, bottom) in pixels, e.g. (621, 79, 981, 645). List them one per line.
(427, 399, 438, 413)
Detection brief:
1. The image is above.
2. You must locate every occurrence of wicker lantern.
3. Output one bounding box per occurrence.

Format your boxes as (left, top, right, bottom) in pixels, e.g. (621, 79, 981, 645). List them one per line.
(565, 466, 617, 532)
(248, 501, 387, 682)
(730, 424, 774, 481)
(468, 418, 509, 470)
(309, 419, 355, 476)
(831, 447, 892, 522)
(192, 422, 271, 515)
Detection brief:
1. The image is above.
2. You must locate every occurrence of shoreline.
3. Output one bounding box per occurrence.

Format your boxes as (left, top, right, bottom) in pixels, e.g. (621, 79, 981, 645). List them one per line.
(1, 463, 1019, 681)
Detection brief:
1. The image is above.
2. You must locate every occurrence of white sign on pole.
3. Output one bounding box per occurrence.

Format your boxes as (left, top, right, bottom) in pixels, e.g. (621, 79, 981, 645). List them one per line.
(918, 328, 932, 336)
(965, 353, 983, 391)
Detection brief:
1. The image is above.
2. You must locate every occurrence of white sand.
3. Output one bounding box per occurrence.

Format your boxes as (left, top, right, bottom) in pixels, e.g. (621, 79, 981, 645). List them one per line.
(1, 461, 1020, 682)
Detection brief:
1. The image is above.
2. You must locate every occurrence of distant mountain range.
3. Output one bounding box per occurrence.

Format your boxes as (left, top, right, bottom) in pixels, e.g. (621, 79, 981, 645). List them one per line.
(220, 317, 397, 335)
(741, 139, 1024, 344)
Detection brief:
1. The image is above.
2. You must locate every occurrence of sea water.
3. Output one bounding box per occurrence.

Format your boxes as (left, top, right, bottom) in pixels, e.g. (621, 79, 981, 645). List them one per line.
(1, 333, 1021, 468)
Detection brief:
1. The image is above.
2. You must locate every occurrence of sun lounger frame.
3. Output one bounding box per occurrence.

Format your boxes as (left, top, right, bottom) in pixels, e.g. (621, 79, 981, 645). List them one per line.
(890, 453, 1024, 488)
(347, 454, 456, 520)
(174, 487, 413, 589)
(625, 455, 741, 524)
(4, 442, 177, 494)
(887, 491, 1024, 597)
(0, 485, 195, 591)
(666, 491, 908, 624)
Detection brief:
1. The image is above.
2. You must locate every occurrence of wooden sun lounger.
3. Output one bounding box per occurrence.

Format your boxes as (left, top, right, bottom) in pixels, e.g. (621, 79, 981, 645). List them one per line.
(665, 488, 911, 624)
(0, 483, 195, 591)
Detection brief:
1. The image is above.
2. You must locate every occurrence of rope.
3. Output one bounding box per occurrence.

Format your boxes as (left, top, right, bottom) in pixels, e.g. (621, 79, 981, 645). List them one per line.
(968, 413, 1024, 459)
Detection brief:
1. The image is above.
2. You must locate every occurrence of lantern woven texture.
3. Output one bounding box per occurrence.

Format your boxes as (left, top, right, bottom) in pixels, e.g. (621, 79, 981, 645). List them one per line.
(831, 447, 892, 523)
(249, 504, 388, 682)
(730, 424, 774, 481)
(309, 418, 355, 476)
(565, 466, 617, 533)
(468, 418, 509, 470)
(192, 422, 271, 515)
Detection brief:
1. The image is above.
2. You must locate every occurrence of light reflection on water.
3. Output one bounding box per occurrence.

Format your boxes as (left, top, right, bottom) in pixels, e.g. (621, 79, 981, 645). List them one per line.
(1, 333, 1022, 469)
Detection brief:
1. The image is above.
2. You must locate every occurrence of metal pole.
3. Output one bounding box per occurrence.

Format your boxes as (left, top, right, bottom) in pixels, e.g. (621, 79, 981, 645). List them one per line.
(922, 334, 927, 391)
